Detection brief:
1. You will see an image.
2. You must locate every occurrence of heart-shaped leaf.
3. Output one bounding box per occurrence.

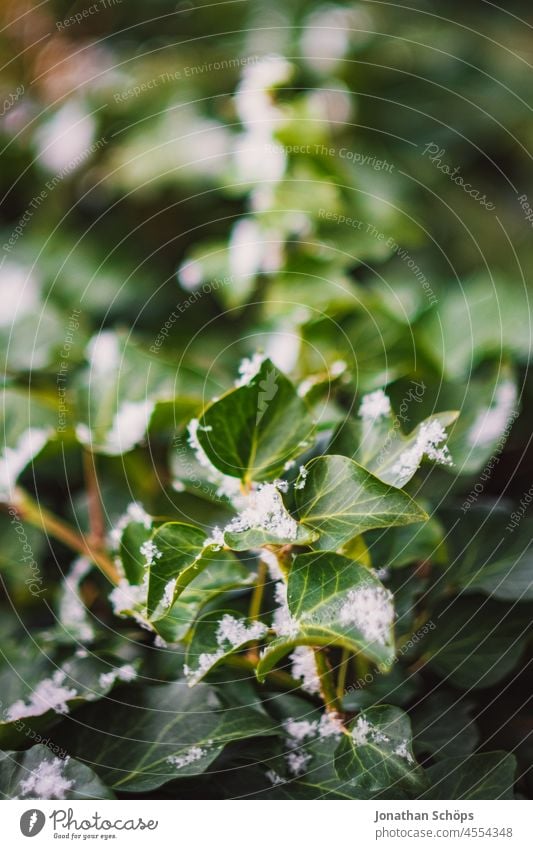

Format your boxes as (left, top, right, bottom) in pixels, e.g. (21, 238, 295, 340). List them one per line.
(295, 455, 428, 550)
(334, 705, 426, 794)
(0, 746, 114, 800)
(257, 551, 396, 680)
(55, 682, 278, 792)
(185, 609, 268, 684)
(331, 406, 458, 488)
(196, 358, 315, 481)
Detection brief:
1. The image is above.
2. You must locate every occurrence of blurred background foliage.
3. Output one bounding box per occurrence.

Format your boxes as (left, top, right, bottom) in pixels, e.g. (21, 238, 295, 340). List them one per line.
(0, 0, 532, 797)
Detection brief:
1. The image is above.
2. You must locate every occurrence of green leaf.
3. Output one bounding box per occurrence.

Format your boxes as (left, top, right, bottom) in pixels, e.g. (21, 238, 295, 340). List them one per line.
(423, 596, 531, 688)
(224, 521, 318, 551)
(0, 647, 139, 749)
(0, 388, 58, 502)
(416, 275, 531, 378)
(185, 609, 268, 684)
(146, 521, 212, 616)
(56, 682, 278, 792)
(196, 358, 315, 481)
(445, 365, 518, 475)
(150, 557, 255, 643)
(119, 517, 153, 586)
(364, 516, 447, 570)
(75, 331, 198, 456)
(334, 706, 426, 794)
(331, 409, 458, 488)
(422, 752, 517, 800)
(295, 455, 428, 550)
(411, 692, 479, 760)
(441, 507, 533, 601)
(0, 745, 114, 799)
(257, 551, 396, 680)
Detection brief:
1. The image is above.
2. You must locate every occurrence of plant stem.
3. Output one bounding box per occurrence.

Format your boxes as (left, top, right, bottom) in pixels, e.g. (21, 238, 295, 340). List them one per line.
(248, 558, 267, 621)
(82, 447, 106, 548)
(336, 648, 350, 702)
(246, 557, 267, 662)
(225, 654, 299, 691)
(11, 489, 119, 585)
(314, 648, 340, 712)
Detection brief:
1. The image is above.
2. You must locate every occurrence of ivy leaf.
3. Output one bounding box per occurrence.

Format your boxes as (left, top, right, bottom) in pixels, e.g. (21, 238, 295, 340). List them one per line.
(295, 455, 428, 550)
(445, 365, 518, 475)
(364, 516, 447, 570)
(196, 358, 315, 481)
(56, 682, 278, 792)
(331, 410, 458, 488)
(416, 275, 531, 378)
(257, 551, 395, 680)
(185, 609, 268, 685)
(75, 331, 199, 456)
(150, 558, 255, 643)
(411, 692, 479, 760)
(334, 706, 426, 794)
(0, 388, 58, 502)
(119, 517, 153, 587)
(0, 745, 114, 800)
(422, 752, 517, 800)
(146, 521, 213, 617)
(440, 507, 533, 601)
(0, 648, 139, 748)
(224, 522, 318, 551)
(423, 596, 531, 688)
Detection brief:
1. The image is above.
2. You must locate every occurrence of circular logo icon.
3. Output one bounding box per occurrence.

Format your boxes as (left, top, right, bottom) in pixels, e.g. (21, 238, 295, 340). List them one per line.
(20, 809, 46, 837)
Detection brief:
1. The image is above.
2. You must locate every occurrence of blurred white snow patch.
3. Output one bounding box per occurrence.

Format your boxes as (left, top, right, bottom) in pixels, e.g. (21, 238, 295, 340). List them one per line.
(0, 262, 40, 326)
(35, 101, 96, 174)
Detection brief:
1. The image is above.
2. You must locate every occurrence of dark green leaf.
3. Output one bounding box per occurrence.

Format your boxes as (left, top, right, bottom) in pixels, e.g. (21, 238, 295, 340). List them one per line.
(185, 609, 268, 684)
(197, 358, 315, 481)
(334, 706, 426, 794)
(422, 752, 517, 799)
(295, 455, 428, 549)
(257, 551, 396, 680)
(0, 745, 114, 800)
(57, 682, 278, 792)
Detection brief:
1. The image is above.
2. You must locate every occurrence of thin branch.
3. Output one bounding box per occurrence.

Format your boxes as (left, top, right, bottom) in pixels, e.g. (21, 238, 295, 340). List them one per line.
(10, 489, 119, 585)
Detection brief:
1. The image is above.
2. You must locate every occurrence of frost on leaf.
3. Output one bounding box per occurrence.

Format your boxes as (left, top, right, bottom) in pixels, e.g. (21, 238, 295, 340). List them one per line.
(185, 614, 268, 685)
(98, 663, 137, 690)
(359, 389, 391, 421)
(59, 556, 94, 642)
(6, 671, 77, 720)
(391, 419, 452, 486)
(468, 380, 517, 447)
(234, 353, 265, 387)
(0, 428, 50, 502)
(20, 756, 74, 800)
(352, 714, 390, 746)
(140, 539, 162, 567)
(290, 646, 320, 694)
(283, 712, 344, 776)
(272, 581, 298, 637)
(338, 584, 394, 646)
(109, 501, 151, 549)
(167, 746, 208, 769)
(224, 482, 298, 540)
